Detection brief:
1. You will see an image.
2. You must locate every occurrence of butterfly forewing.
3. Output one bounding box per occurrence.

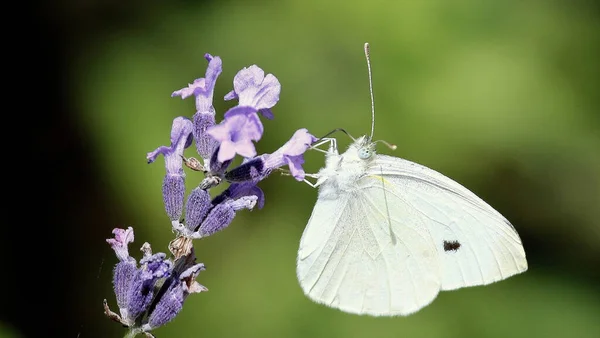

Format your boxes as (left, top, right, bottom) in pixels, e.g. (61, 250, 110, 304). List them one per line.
(367, 155, 528, 290)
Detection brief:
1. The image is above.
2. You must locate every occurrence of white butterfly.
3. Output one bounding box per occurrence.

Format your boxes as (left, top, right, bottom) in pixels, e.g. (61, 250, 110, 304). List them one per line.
(296, 44, 528, 316)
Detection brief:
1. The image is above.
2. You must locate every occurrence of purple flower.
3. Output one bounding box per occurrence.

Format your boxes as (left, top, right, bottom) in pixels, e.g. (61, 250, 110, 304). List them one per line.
(264, 128, 317, 180)
(207, 106, 263, 162)
(106, 227, 135, 262)
(105, 51, 324, 336)
(224, 65, 280, 119)
(183, 188, 212, 231)
(126, 252, 172, 322)
(104, 228, 206, 336)
(224, 128, 316, 182)
(172, 54, 222, 113)
(171, 187, 258, 240)
(142, 254, 206, 332)
(106, 228, 137, 322)
(198, 196, 257, 237)
(172, 54, 223, 161)
(211, 182, 265, 210)
(147, 117, 193, 221)
(207, 144, 233, 177)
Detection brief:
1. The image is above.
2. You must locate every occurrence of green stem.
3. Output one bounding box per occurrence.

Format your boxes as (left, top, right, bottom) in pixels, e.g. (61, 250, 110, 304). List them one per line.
(124, 330, 138, 338)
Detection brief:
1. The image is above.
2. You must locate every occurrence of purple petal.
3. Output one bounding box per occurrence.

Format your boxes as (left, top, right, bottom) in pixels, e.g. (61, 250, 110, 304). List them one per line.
(233, 139, 257, 159)
(223, 105, 256, 119)
(172, 54, 222, 113)
(208, 145, 233, 175)
(201, 54, 222, 96)
(146, 146, 170, 164)
(285, 155, 307, 181)
(216, 141, 238, 163)
(250, 73, 280, 110)
(228, 66, 281, 112)
(207, 111, 245, 142)
(207, 109, 263, 162)
(146, 117, 193, 176)
(258, 108, 274, 120)
(139, 253, 172, 281)
(245, 113, 264, 140)
(261, 129, 316, 180)
(107, 227, 135, 262)
(171, 78, 204, 99)
(282, 129, 317, 156)
(230, 66, 265, 98)
(224, 89, 237, 101)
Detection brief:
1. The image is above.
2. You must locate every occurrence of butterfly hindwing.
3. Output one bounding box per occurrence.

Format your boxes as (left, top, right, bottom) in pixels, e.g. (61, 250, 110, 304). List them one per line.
(297, 180, 442, 316)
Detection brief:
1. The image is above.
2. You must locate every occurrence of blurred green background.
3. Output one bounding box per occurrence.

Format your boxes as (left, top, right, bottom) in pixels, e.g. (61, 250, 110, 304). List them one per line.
(14, 0, 599, 337)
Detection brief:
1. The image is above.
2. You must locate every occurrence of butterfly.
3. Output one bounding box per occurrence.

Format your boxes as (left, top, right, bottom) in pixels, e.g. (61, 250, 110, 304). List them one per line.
(296, 43, 528, 316)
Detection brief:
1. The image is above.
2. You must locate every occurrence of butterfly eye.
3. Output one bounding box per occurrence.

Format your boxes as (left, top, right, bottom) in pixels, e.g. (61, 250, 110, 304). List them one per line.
(358, 147, 371, 160)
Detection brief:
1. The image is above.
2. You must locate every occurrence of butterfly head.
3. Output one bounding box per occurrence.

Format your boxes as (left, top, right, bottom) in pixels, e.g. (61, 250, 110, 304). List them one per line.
(353, 135, 397, 161)
(356, 136, 376, 160)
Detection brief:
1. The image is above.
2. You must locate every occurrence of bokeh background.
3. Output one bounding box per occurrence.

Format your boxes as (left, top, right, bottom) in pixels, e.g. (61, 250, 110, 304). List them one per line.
(12, 0, 599, 337)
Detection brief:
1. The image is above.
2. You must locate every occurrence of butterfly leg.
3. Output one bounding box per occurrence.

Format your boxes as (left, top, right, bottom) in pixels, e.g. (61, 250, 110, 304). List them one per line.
(277, 169, 320, 188)
(302, 178, 319, 188)
(301, 173, 324, 188)
(284, 138, 336, 188)
(308, 137, 337, 155)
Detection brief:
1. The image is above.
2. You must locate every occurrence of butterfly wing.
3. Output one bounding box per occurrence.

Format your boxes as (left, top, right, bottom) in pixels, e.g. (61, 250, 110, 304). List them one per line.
(297, 185, 442, 316)
(368, 155, 528, 291)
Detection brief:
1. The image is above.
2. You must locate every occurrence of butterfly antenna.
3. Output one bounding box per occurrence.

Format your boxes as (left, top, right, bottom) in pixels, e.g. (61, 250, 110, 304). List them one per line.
(364, 42, 375, 141)
(374, 139, 397, 151)
(365, 43, 397, 152)
(314, 128, 355, 143)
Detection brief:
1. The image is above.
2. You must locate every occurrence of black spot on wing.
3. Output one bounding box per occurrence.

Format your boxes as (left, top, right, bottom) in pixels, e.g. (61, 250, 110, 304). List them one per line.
(443, 240, 461, 252)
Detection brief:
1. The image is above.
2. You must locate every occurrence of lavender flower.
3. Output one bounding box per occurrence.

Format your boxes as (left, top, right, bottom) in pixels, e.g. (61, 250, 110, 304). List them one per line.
(212, 182, 266, 210)
(147, 117, 193, 221)
(263, 128, 317, 180)
(108, 51, 318, 336)
(172, 187, 258, 241)
(207, 106, 264, 162)
(104, 227, 206, 338)
(143, 256, 206, 333)
(172, 54, 223, 161)
(203, 64, 281, 163)
(225, 128, 317, 183)
(183, 187, 212, 231)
